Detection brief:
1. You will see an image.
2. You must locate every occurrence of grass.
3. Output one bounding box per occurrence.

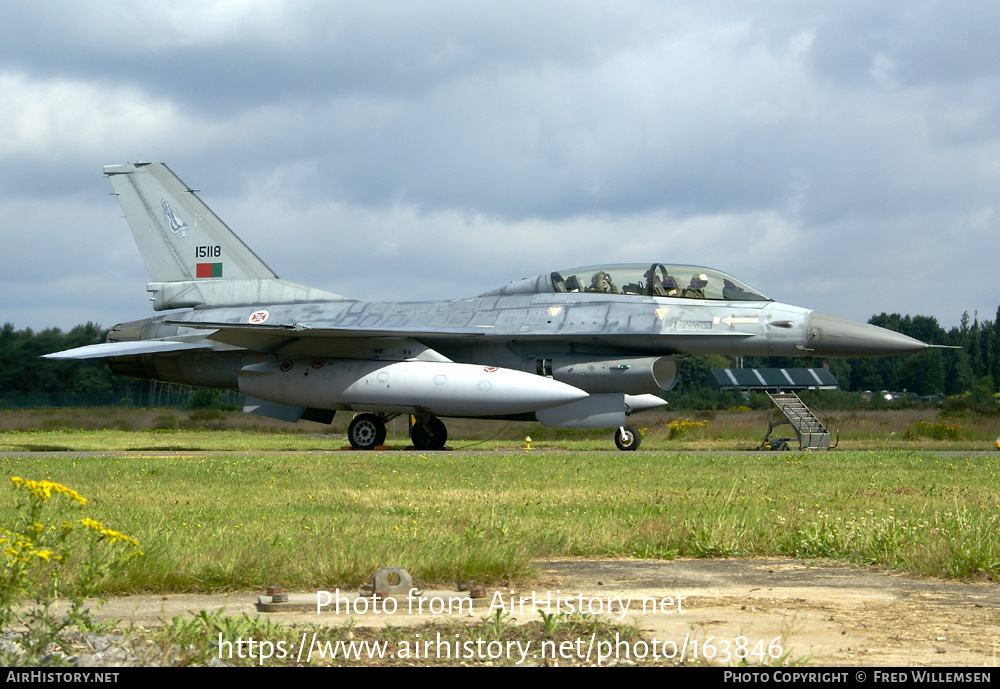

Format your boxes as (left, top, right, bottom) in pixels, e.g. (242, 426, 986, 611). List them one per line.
(1, 445, 998, 595)
(112, 609, 710, 666)
(4, 409, 994, 667)
(1, 407, 998, 452)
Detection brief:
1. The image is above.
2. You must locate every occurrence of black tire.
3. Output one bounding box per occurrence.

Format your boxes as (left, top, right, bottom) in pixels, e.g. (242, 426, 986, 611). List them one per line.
(348, 413, 386, 449)
(411, 416, 448, 450)
(615, 424, 641, 451)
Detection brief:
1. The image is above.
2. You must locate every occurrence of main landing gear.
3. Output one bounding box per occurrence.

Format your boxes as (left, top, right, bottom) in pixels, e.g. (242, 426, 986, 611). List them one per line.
(347, 413, 387, 450)
(346, 413, 450, 451)
(348, 414, 637, 452)
(410, 415, 448, 451)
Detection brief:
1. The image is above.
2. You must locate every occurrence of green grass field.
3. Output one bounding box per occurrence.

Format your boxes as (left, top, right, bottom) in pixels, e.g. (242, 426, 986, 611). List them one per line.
(5, 409, 996, 666)
(1, 406, 998, 451)
(2, 416, 998, 594)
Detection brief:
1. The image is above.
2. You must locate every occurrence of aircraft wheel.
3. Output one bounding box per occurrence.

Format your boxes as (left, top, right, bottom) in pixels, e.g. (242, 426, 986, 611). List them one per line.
(615, 424, 641, 451)
(348, 413, 386, 450)
(411, 416, 448, 450)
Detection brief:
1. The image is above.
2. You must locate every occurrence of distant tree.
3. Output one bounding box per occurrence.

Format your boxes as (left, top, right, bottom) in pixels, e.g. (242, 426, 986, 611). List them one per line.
(824, 358, 851, 390)
(894, 350, 945, 396)
(673, 354, 730, 392)
(72, 367, 113, 393)
(0, 323, 110, 395)
(969, 376, 997, 408)
(945, 349, 975, 396)
(846, 356, 886, 392)
(189, 387, 225, 409)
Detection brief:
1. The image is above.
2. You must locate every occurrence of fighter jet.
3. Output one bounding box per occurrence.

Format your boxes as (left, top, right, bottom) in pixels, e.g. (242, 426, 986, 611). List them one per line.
(45, 163, 936, 451)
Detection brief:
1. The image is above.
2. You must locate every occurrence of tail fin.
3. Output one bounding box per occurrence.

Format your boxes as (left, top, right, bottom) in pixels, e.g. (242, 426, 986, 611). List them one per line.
(105, 162, 348, 310)
(105, 162, 277, 282)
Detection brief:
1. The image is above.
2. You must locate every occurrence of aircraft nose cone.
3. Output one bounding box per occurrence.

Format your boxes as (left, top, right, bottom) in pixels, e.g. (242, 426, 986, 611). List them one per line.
(806, 311, 930, 357)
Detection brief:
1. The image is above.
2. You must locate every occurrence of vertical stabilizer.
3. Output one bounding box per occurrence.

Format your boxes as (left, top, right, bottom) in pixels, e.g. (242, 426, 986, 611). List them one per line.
(104, 162, 277, 282)
(104, 162, 349, 310)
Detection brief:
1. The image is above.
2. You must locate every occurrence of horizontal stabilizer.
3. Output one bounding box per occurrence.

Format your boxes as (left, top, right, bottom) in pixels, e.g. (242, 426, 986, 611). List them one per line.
(42, 339, 211, 360)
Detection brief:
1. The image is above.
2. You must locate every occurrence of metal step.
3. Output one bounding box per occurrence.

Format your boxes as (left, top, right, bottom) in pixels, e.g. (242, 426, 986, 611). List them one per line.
(763, 392, 831, 450)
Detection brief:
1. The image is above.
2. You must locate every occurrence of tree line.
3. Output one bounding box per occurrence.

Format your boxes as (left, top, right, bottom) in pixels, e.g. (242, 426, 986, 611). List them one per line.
(0, 322, 237, 409)
(2, 308, 999, 405)
(0, 322, 117, 395)
(659, 308, 999, 408)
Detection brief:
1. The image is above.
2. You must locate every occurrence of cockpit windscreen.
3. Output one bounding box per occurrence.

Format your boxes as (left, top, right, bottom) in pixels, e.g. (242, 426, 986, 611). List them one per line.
(549, 264, 770, 301)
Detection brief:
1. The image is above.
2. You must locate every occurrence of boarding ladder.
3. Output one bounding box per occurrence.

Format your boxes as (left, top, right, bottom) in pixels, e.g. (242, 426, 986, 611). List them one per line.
(759, 392, 837, 451)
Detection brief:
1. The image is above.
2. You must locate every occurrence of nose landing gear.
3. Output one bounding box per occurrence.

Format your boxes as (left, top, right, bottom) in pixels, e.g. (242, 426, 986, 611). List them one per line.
(615, 424, 641, 451)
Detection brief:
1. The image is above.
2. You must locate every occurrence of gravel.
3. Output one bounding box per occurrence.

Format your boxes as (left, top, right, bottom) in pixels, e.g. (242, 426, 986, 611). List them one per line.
(1, 629, 229, 667)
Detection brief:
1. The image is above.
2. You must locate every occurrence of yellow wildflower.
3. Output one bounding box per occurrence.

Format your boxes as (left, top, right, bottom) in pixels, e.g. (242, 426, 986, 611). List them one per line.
(80, 517, 103, 531)
(79, 518, 140, 547)
(10, 477, 86, 506)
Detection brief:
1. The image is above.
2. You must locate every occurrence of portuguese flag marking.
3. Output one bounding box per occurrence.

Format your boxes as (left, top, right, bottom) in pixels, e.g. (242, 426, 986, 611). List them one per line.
(196, 262, 223, 278)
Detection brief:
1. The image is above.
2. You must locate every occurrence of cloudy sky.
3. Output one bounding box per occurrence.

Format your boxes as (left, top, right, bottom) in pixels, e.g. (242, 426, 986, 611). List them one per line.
(2, 1, 998, 333)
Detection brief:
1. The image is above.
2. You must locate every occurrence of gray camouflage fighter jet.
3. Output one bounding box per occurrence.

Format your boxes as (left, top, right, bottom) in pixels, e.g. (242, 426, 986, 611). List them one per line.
(45, 163, 937, 451)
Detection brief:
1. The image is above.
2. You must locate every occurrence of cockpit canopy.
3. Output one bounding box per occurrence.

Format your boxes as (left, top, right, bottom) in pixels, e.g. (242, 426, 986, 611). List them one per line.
(483, 263, 771, 301)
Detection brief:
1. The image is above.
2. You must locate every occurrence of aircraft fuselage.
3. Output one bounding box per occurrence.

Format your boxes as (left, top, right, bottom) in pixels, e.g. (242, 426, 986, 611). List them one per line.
(45, 163, 936, 451)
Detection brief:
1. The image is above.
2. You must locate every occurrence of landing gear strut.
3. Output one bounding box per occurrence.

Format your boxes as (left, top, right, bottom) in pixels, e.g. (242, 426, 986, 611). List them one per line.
(411, 415, 448, 450)
(347, 413, 387, 450)
(615, 424, 641, 451)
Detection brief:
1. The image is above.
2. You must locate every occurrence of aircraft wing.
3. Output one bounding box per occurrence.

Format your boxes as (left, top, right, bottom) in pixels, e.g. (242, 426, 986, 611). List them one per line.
(165, 318, 753, 358)
(42, 339, 215, 360)
(164, 319, 485, 347)
(152, 318, 485, 360)
(44, 315, 752, 362)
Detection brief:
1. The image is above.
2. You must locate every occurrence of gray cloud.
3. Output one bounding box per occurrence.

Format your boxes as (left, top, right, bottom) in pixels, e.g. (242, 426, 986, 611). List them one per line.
(1, 1, 998, 333)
